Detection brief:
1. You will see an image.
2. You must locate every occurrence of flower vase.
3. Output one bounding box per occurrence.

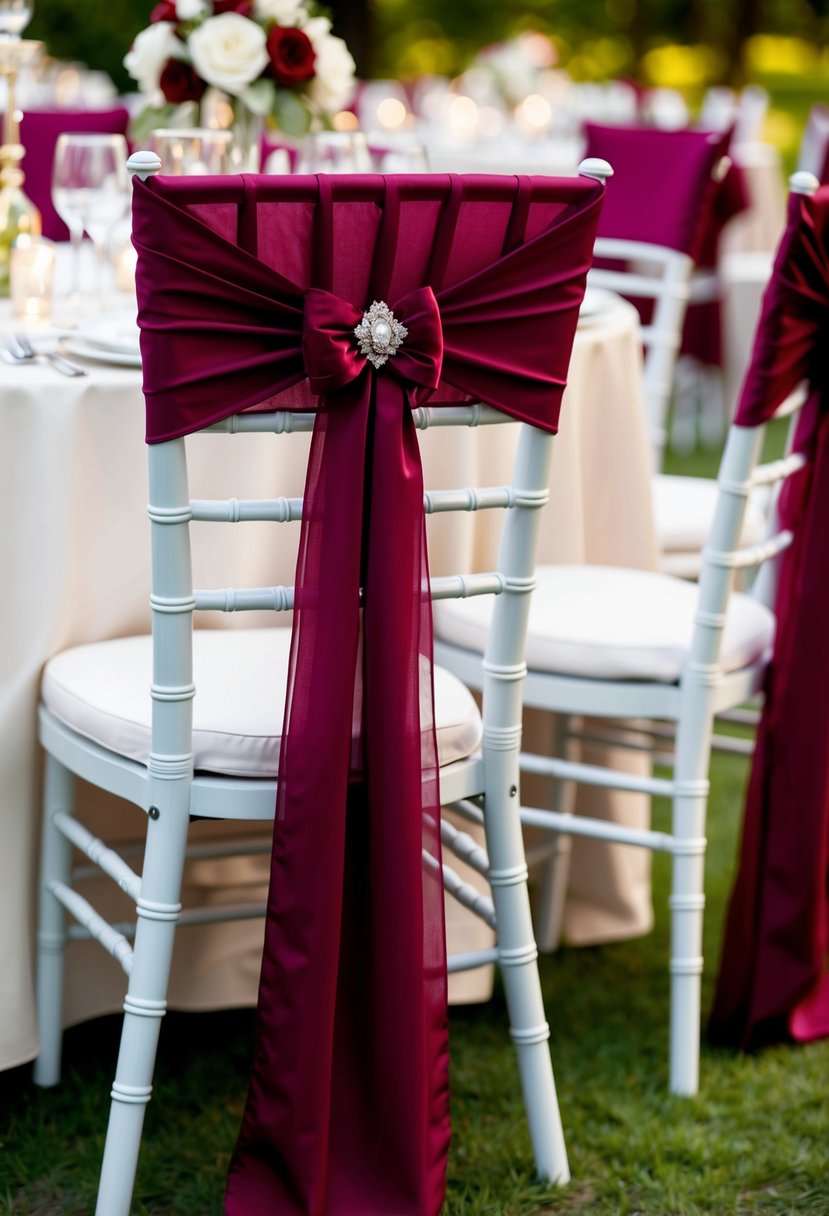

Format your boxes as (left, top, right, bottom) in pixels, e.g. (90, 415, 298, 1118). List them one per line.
(200, 89, 263, 173)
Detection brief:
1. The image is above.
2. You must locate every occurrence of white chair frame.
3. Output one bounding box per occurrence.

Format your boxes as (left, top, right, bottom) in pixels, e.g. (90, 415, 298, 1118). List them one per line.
(436, 379, 809, 1097)
(587, 236, 693, 470)
(34, 377, 577, 1210)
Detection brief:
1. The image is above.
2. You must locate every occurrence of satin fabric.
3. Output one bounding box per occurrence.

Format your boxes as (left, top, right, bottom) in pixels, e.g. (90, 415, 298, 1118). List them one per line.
(583, 122, 748, 366)
(709, 185, 829, 1049)
(131, 172, 604, 1215)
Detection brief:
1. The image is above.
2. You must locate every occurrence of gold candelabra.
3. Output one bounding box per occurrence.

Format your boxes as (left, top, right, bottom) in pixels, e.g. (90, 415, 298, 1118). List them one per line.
(0, 37, 43, 294)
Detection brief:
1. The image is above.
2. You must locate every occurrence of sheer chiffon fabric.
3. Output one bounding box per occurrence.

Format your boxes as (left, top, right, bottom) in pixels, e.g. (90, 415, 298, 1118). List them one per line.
(583, 122, 748, 366)
(131, 172, 604, 1215)
(709, 186, 829, 1049)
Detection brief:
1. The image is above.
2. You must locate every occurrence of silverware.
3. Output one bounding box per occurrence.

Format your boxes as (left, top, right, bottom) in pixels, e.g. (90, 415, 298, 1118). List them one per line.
(7, 332, 88, 377)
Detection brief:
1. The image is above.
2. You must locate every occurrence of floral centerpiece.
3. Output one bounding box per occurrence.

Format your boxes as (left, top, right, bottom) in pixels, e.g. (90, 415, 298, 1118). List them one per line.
(125, 0, 356, 139)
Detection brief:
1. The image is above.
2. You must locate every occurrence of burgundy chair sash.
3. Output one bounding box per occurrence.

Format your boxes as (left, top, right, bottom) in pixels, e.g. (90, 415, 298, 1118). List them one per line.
(132, 172, 604, 1216)
(583, 122, 748, 366)
(709, 185, 829, 1050)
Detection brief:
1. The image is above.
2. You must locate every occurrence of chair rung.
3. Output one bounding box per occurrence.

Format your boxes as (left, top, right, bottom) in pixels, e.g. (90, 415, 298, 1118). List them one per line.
(206, 412, 316, 434)
(177, 901, 267, 927)
(190, 497, 303, 523)
(429, 572, 505, 601)
(424, 485, 515, 513)
(412, 404, 507, 428)
(447, 946, 500, 973)
(703, 528, 793, 570)
(424, 849, 496, 928)
(716, 706, 761, 727)
(519, 751, 674, 797)
(49, 882, 134, 974)
(447, 798, 485, 827)
(54, 811, 141, 901)
(519, 807, 678, 853)
(711, 733, 755, 757)
(441, 819, 490, 878)
(194, 586, 294, 612)
(751, 450, 807, 488)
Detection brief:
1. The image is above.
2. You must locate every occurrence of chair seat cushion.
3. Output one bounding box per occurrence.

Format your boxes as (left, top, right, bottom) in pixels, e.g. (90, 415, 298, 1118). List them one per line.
(42, 628, 482, 778)
(434, 564, 775, 684)
(653, 472, 767, 553)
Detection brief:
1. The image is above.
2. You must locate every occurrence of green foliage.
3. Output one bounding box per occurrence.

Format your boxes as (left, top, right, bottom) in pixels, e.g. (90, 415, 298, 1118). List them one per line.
(27, 0, 148, 93)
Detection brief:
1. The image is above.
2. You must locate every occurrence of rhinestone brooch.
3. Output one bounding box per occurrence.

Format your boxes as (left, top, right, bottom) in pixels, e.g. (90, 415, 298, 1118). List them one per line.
(354, 300, 408, 369)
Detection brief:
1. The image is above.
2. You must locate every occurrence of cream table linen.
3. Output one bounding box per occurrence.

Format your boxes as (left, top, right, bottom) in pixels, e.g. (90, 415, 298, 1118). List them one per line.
(0, 294, 653, 1069)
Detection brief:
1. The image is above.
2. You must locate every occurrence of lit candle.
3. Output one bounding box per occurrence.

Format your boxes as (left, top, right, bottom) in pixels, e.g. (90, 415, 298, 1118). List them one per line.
(10, 235, 56, 322)
(114, 242, 138, 294)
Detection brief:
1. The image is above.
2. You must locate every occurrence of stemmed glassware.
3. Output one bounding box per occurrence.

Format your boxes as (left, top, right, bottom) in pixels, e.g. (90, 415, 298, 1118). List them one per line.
(51, 132, 128, 307)
(0, 0, 34, 39)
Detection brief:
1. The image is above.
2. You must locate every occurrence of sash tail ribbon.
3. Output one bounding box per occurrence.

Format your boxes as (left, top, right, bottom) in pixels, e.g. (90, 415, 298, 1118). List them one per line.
(225, 285, 450, 1215)
(709, 186, 829, 1051)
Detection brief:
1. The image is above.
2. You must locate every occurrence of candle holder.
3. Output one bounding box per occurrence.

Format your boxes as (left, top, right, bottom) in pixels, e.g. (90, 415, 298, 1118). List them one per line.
(0, 37, 43, 295)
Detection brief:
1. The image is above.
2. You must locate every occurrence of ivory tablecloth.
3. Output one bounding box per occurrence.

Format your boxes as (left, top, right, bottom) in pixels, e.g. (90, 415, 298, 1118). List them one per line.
(0, 294, 653, 1070)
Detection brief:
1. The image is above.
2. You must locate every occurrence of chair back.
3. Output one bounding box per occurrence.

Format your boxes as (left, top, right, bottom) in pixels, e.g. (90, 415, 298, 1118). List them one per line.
(131, 163, 606, 1205)
(587, 236, 692, 463)
(798, 103, 829, 184)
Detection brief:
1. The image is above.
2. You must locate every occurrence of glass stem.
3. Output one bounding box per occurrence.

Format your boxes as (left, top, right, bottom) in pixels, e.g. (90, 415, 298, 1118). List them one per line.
(68, 223, 83, 298)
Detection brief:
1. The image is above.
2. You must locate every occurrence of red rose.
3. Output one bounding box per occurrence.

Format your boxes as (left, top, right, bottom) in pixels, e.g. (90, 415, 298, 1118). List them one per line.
(266, 26, 316, 87)
(159, 58, 206, 104)
(150, 0, 177, 21)
(213, 0, 252, 13)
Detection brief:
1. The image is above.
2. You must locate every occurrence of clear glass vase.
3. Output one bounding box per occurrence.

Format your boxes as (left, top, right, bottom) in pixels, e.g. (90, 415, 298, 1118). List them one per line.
(200, 89, 263, 173)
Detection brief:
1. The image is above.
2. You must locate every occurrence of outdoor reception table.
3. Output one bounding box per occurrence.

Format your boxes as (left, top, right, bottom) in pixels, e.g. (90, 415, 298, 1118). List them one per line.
(0, 290, 654, 1071)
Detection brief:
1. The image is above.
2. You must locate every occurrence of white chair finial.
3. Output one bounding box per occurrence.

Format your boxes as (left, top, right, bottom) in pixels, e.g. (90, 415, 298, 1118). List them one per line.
(578, 157, 614, 183)
(790, 170, 820, 196)
(127, 151, 162, 181)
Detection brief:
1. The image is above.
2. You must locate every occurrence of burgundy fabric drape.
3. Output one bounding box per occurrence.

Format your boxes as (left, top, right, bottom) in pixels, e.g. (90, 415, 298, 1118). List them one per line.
(583, 122, 748, 366)
(709, 185, 829, 1050)
(131, 172, 604, 1215)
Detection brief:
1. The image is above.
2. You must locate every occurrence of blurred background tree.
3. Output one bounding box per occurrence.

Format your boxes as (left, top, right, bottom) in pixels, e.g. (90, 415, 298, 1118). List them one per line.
(25, 0, 829, 158)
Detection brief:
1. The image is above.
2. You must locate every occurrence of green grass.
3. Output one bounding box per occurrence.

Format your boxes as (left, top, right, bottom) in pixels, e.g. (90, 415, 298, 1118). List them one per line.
(4, 436, 826, 1214)
(3, 743, 827, 1214)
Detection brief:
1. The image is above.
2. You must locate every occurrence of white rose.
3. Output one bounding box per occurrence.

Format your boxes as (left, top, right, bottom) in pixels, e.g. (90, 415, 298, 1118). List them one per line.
(253, 0, 304, 23)
(189, 12, 269, 97)
(301, 15, 331, 40)
(124, 23, 184, 101)
(308, 33, 356, 114)
(176, 0, 207, 18)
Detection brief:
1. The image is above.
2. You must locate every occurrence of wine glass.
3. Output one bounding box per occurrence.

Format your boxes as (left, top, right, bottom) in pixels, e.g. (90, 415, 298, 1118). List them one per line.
(51, 132, 129, 308)
(0, 0, 33, 38)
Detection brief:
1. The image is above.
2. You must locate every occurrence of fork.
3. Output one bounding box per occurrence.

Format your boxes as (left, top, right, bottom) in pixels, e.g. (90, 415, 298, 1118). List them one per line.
(8, 332, 87, 377)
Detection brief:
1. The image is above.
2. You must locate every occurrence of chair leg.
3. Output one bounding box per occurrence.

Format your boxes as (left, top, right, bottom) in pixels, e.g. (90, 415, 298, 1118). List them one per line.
(33, 756, 75, 1088)
(533, 714, 574, 953)
(668, 718, 711, 1097)
(484, 757, 570, 1183)
(95, 794, 191, 1216)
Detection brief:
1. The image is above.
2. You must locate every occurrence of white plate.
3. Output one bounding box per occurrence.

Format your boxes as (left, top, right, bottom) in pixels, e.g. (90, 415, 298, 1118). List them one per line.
(62, 337, 142, 368)
(78, 315, 140, 356)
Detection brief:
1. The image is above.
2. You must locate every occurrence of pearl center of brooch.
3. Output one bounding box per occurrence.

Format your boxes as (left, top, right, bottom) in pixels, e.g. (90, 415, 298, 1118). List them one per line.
(354, 301, 408, 369)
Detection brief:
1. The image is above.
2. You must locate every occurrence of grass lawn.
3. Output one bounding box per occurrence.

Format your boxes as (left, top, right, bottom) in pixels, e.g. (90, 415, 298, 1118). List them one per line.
(3, 439, 827, 1214)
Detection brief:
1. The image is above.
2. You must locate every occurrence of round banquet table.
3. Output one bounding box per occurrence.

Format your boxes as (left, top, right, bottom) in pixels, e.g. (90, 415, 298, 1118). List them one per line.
(0, 290, 655, 1070)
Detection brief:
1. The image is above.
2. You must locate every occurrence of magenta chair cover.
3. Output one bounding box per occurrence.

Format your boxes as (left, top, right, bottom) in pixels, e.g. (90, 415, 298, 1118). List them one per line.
(131, 171, 604, 1215)
(21, 107, 130, 240)
(584, 122, 748, 365)
(709, 185, 829, 1050)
